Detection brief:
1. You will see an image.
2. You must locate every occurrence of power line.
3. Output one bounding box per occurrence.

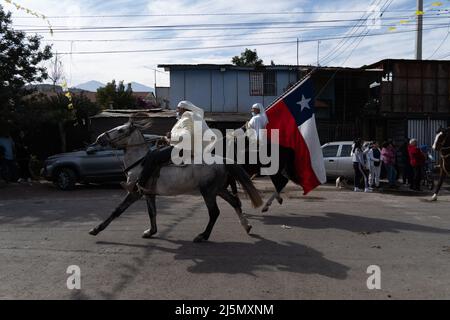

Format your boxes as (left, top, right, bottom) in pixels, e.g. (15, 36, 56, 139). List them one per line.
(14, 15, 450, 32)
(321, 0, 395, 65)
(38, 24, 433, 43)
(319, 0, 380, 64)
(10, 8, 434, 19)
(16, 22, 450, 35)
(436, 51, 450, 59)
(427, 18, 450, 58)
(39, 24, 448, 44)
(54, 25, 450, 56)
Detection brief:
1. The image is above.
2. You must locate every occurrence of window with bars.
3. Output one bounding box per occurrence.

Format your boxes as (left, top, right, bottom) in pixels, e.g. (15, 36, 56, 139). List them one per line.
(249, 71, 277, 96)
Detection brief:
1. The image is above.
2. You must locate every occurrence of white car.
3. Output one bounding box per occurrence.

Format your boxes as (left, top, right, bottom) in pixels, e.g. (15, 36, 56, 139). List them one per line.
(321, 141, 355, 178)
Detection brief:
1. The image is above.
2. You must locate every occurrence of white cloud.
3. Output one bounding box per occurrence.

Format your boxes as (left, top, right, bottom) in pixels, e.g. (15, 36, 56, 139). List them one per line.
(3, 0, 449, 87)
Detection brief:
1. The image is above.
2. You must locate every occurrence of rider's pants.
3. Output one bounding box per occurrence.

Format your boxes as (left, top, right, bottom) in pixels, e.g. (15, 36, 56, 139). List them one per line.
(138, 146, 174, 187)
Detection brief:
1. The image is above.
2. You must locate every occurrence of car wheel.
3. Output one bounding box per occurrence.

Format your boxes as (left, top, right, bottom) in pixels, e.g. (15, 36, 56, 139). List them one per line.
(54, 168, 77, 190)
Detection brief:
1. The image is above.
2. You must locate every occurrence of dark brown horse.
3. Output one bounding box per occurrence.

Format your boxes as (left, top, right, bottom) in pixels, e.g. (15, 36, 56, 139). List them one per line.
(431, 127, 450, 201)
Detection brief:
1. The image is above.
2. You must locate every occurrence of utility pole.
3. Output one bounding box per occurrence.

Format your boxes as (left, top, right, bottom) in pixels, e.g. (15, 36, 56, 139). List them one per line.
(416, 0, 423, 60)
(317, 40, 321, 66)
(154, 69, 157, 98)
(296, 37, 299, 66)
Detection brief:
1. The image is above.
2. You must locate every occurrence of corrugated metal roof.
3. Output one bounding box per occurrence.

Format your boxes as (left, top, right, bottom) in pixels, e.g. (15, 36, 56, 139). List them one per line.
(363, 58, 450, 69)
(91, 109, 176, 119)
(157, 63, 379, 73)
(158, 64, 308, 71)
(90, 109, 253, 122)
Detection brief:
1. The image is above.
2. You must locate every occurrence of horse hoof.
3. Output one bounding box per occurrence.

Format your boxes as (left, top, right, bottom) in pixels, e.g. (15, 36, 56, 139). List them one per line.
(89, 228, 99, 236)
(142, 229, 157, 239)
(245, 225, 252, 234)
(193, 234, 208, 243)
(277, 198, 283, 205)
(431, 194, 438, 201)
(261, 207, 269, 213)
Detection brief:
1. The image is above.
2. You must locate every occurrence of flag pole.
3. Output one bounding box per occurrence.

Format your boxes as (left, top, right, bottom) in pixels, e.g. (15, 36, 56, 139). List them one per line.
(265, 68, 317, 112)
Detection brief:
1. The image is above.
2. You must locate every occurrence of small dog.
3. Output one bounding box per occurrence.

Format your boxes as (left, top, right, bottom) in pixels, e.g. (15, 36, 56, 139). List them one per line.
(336, 176, 349, 189)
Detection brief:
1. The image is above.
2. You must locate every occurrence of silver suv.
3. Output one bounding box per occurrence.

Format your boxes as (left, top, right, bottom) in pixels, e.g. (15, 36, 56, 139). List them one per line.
(42, 134, 161, 190)
(321, 141, 355, 178)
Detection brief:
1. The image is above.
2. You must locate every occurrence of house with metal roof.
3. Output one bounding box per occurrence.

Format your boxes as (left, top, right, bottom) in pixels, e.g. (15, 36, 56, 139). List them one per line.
(158, 64, 304, 113)
(157, 63, 381, 141)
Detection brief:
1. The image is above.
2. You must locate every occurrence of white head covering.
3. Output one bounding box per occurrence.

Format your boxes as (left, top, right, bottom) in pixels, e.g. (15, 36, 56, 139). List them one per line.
(251, 103, 268, 125)
(178, 100, 204, 118)
(252, 103, 263, 111)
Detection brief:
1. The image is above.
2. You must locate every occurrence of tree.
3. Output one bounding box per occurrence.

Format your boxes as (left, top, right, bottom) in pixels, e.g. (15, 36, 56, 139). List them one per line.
(18, 92, 100, 152)
(72, 92, 101, 126)
(96, 80, 136, 110)
(47, 54, 64, 91)
(231, 48, 264, 67)
(0, 5, 52, 127)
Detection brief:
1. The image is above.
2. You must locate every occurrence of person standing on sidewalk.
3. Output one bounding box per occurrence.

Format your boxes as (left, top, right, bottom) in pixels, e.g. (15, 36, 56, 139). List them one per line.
(381, 141, 397, 187)
(408, 139, 426, 191)
(400, 138, 413, 186)
(351, 138, 371, 193)
(0, 129, 17, 183)
(367, 142, 382, 189)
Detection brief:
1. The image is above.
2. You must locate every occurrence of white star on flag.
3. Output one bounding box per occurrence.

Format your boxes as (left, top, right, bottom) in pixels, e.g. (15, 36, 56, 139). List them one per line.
(297, 95, 311, 111)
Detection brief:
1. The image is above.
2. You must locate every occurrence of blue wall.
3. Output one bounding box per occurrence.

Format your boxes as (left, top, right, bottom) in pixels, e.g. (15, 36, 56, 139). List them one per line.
(168, 69, 299, 113)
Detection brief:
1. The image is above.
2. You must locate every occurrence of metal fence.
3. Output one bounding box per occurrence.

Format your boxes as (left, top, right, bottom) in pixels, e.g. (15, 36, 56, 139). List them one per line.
(408, 119, 448, 162)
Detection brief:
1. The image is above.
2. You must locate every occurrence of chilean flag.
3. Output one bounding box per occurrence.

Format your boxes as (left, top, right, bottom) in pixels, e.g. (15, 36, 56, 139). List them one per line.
(266, 74, 326, 195)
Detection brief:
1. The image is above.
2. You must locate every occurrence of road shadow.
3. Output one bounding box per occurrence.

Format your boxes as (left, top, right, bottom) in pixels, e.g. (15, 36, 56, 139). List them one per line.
(97, 234, 349, 281)
(249, 212, 450, 235)
(0, 192, 181, 226)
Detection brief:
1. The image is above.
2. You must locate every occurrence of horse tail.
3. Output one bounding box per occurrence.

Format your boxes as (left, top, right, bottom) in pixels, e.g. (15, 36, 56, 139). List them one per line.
(227, 175, 238, 195)
(226, 165, 263, 208)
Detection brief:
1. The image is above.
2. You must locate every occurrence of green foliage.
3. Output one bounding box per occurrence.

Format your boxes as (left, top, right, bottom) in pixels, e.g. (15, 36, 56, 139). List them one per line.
(96, 80, 136, 110)
(0, 5, 53, 127)
(18, 92, 99, 126)
(231, 48, 264, 67)
(72, 93, 101, 125)
(17, 92, 101, 152)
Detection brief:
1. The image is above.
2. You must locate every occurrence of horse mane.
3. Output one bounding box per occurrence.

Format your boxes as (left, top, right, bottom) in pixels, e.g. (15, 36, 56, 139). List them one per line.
(129, 112, 153, 130)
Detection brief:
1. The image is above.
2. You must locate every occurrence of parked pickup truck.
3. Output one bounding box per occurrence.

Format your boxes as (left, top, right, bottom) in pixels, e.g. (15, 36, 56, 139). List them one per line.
(42, 134, 161, 190)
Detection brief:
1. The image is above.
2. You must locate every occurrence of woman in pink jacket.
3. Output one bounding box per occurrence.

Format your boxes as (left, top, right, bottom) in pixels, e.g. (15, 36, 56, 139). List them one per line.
(381, 141, 397, 187)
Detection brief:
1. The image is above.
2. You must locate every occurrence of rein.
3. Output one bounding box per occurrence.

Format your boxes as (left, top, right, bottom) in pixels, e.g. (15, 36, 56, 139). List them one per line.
(106, 126, 148, 173)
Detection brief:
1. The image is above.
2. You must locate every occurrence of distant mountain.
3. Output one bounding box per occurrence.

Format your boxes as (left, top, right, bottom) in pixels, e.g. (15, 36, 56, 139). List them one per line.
(74, 80, 154, 92)
(73, 80, 105, 92)
(130, 82, 154, 92)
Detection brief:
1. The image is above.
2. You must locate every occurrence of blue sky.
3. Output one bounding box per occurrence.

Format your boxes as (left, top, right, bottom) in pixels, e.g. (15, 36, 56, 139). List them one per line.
(3, 0, 450, 87)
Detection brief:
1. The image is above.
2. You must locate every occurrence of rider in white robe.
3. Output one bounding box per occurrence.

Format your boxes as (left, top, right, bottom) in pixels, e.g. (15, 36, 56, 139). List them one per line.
(247, 103, 269, 142)
(122, 101, 214, 192)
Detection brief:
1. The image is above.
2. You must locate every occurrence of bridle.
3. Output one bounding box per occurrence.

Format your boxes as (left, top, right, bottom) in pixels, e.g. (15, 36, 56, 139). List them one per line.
(102, 124, 150, 173)
(103, 124, 148, 149)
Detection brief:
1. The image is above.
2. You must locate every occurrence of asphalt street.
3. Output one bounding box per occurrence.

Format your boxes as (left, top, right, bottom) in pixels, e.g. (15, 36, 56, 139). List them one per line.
(0, 179, 449, 299)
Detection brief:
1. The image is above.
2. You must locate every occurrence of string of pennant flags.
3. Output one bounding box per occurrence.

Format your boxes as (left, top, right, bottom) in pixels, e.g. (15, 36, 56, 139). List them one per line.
(2, 0, 73, 111)
(3, 0, 53, 35)
(386, 1, 450, 32)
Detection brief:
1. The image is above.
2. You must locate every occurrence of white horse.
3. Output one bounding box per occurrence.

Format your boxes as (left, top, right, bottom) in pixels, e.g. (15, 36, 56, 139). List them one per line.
(88, 115, 263, 242)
